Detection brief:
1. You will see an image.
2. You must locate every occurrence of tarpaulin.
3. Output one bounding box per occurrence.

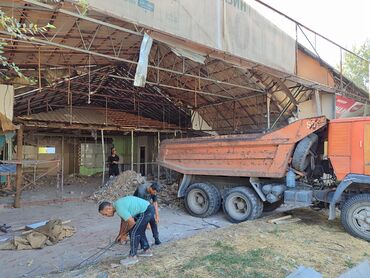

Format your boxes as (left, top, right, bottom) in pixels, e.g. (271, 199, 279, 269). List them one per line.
(89, 0, 296, 74)
(0, 112, 16, 132)
(0, 164, 16, 174)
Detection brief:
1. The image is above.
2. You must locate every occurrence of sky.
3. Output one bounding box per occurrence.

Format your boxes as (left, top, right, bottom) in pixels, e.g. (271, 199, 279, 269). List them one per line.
(246, 0, 370, 67)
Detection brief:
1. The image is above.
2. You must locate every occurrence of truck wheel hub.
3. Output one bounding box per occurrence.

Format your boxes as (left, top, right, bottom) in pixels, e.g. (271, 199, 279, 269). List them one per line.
(353, 207, 370, 230)
(233, 197, 247, 212)
(195, 193, 205, 205)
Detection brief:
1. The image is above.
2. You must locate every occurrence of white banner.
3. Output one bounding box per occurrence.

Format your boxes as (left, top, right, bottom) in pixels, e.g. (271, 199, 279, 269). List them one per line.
(89, 0, 296, 74)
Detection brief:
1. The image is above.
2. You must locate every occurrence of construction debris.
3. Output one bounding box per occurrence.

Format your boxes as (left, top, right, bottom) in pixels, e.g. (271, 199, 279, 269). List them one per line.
(90, 170, 183, 208)
(0, 219, 74, 250)
(267, 215, 292, 224)
(157, 182, 183, 209)
(22, 173, 89, 192)
(91, 171, 146, 202)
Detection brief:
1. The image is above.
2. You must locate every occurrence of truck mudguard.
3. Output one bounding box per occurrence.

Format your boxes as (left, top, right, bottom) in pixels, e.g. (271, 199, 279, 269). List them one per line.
(329, 174, 370, 220)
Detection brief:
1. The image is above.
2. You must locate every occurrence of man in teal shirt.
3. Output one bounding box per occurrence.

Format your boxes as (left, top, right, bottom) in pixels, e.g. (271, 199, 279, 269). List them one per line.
(99, 196, 154, 266)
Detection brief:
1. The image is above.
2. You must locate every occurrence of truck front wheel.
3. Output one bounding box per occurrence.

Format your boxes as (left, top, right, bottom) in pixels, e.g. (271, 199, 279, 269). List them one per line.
(223, 187, 263, 223)
(184, 183, 221, 218)
(341, 194, 370, 241)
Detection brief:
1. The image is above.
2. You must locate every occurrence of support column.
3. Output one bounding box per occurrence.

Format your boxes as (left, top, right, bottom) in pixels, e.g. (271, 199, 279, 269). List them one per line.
(14, 125, 23, 208)
(313, 90, 322, 116)
(267, 94, 271, 130)
(61, 136, 64, 200)
(131, 130, 134, 171)
(101, 129, 105, 185)
(157, 131, 160, 180)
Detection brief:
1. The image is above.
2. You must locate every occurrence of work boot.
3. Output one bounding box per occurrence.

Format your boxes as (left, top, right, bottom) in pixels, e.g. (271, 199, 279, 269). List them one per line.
(120, 256, 139, 266)
(154, 238, 161, 245)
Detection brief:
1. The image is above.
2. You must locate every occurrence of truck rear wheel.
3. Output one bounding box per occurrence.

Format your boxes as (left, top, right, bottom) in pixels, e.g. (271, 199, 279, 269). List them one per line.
(223, 187, 263, 223)
(292, 133, 318, 172)
(184, 183, 221, 218)
(341, 194, 370, 241)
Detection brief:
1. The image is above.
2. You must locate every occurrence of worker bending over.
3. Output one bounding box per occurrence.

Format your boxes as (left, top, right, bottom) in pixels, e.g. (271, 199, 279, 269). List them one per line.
(98, 196, 154, 266)
(134, 182, 161, 245)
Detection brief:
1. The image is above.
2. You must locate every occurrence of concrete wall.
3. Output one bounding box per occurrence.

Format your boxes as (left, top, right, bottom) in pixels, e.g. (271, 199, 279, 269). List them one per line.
(298, 92, 335, 120)
(89, 0, 296, 74)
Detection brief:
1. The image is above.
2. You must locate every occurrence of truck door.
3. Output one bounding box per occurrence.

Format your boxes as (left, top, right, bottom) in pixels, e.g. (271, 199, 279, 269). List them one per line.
(364, 124, 370, 175)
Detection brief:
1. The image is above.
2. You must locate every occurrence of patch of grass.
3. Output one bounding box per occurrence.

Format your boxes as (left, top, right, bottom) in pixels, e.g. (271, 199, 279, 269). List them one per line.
(181, 242, 282, 278)
(344, 258, 355, 268)
(363, 252, 369, 257)
(267, 226, 282, 237)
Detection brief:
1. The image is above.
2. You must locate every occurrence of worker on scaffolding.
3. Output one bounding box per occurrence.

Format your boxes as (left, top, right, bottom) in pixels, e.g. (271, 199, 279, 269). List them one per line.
(98, 196, 154, 266)
(134, 181, 161, 245)
(108, 147, 120, 177)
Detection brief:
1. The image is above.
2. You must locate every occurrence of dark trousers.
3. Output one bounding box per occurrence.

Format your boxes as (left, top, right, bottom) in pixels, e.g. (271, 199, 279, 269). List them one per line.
(129, 205, 154, 257)
(138, 214, 159, 249)
(149, 215, 159, 239)
(109, 165, 119, 176)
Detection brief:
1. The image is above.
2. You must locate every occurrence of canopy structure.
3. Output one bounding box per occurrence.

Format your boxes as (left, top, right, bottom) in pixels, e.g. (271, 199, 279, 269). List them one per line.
(0, 0, 367, 134)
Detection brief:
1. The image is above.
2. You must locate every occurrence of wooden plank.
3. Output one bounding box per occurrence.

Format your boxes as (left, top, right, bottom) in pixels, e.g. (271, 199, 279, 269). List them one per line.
(14, 125, 23, 208)
(267, 215, 292, 224)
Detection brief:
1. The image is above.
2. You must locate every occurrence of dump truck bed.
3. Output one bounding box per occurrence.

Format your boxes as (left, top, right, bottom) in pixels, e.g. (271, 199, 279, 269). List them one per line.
(158, 117, 327, 178)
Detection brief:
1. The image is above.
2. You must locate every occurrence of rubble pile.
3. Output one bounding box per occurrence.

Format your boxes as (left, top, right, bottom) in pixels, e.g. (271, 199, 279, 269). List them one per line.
(157, 182, 183, 209)
(64, 174, 88, 186)
(91, 170, 183, 208)
(91, 170, 145, 202)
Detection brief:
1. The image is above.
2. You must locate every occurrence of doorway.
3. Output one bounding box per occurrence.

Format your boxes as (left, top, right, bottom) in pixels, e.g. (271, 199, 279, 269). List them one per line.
(140, 146, 146, 176)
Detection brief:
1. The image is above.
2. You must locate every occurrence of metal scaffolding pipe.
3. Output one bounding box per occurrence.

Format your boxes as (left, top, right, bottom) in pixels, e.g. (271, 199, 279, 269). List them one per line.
(101, 129, 105, 185)
(131, 130, 134, 171)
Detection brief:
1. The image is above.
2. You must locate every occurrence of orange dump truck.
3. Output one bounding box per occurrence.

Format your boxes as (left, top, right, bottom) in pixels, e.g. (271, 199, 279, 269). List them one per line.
(158, 116, 370, 241)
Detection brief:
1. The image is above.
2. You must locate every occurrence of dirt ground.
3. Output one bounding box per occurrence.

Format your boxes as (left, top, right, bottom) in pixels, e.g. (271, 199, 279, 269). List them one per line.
(53, 208, 370, 278)
(1, 178, 370, 278)
(0, 176, 101, 207)
(0, 200, 230, 278)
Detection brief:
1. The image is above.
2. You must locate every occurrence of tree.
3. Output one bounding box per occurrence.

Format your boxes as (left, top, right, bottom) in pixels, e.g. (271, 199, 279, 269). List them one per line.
(0, 0, 88, 81)
(342, 39, 370, 92)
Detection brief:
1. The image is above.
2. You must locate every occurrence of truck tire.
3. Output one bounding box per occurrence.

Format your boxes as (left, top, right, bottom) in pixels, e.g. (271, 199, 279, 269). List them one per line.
(223, 187, 263, 223)
(292, 133, 318, 172)
(341, 194, 370, 241)
(263, 200, 283, 212)
(184, 183, 221, 218)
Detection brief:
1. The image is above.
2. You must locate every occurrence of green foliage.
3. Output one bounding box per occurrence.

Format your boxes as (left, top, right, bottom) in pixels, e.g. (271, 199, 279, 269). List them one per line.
(78, 0, 89, 15)
(0, 0, 89, 81)
(0, 8, 55, 81)
(342, 40, 370, 91)
(344, 258, 355, 269)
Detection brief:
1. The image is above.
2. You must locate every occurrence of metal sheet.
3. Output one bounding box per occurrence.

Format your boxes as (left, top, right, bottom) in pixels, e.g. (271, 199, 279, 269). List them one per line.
(158, 117, 326, 178)
(89, 0, 296, 74)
